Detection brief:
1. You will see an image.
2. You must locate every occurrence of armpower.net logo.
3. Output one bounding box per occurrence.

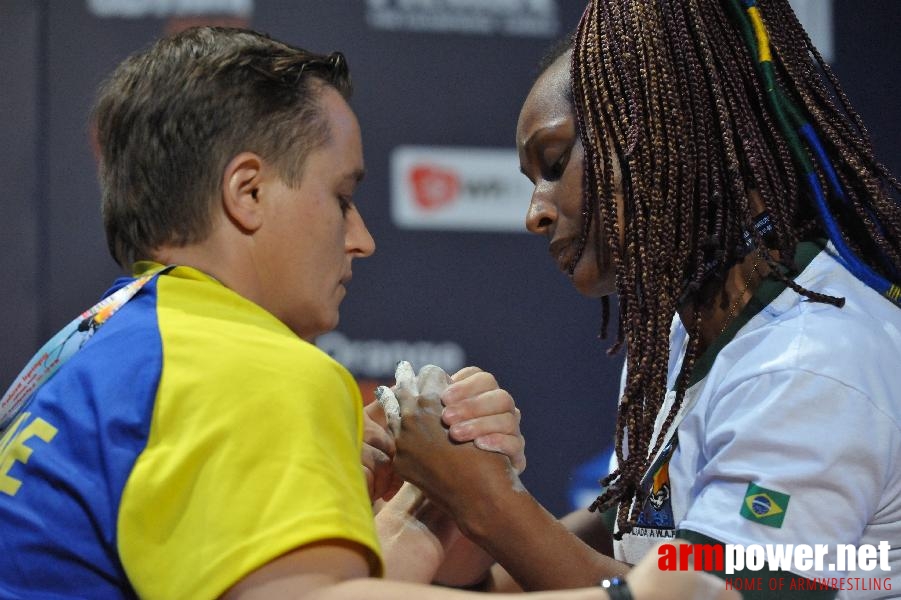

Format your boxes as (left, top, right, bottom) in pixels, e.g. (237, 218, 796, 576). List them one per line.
(657, 541, 893, 594)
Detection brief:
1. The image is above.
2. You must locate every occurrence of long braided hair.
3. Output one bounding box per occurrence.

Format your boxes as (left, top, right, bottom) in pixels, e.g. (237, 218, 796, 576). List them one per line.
(571, 0, 901, 537)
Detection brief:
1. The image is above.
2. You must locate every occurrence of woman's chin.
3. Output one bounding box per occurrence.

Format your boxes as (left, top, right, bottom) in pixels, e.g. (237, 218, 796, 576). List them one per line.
(567, 253, 614, 297)
(571, 271, 610, 298)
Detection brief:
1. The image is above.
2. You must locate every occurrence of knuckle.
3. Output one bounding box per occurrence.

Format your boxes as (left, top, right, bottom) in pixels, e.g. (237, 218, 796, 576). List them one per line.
(364, 445, 388, 466)
(361, 444, 375, 461)
(451, 366, 480, 383)
(451, 402, 474, 421)
(450, 421, 474, 439)
(399, 403, 418, 420)
(489, 414, 516, 434)
(468, 370, 491, 389)
(373, 449, 391, 469)
(485, 417, 507, 436)
(482, 372, 498, 388)
(487, 433, 508, 448)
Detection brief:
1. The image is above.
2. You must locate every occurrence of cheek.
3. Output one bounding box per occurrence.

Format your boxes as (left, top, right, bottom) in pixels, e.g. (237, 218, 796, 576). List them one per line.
(557, 146, 586, 219)
(570, 238, 601, 297)
(573, 216, 617, 298)
(562, 144, 620, 298)
(572, 260, 602, 297)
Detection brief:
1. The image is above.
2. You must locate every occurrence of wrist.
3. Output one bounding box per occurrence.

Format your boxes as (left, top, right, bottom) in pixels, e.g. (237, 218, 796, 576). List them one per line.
(376, 503, 445, 583)
(431, 532, 497, 590)
(451, 474, 528, 543)
(600, 577, 632, 600)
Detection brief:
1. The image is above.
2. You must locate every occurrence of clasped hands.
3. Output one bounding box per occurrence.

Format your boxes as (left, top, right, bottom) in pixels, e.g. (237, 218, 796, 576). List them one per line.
(362, 362, 525, 512)
(360, 364, 740, 600)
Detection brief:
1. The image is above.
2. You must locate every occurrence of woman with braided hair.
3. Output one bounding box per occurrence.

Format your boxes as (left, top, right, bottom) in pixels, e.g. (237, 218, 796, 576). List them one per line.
(387, 0, 901, 598)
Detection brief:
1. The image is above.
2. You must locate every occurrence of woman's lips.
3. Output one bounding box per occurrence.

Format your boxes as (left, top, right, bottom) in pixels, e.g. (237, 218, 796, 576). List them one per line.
(548, 237, 577, 275)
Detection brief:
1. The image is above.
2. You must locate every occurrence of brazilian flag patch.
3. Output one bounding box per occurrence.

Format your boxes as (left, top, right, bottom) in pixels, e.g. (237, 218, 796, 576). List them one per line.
(740, 483, 790, 528)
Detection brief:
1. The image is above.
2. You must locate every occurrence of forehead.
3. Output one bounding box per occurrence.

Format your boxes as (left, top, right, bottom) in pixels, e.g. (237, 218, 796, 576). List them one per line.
(318, 86, 362, 154)
(517, 52, 572, 140)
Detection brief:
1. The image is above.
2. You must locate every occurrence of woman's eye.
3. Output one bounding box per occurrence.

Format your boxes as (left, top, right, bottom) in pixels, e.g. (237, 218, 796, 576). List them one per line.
(338, 195, 353, 214)
(545, 151, 569, 181)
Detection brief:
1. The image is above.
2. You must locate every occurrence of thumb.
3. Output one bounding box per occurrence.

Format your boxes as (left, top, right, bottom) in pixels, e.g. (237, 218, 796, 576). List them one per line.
(370, 387, 392, 428)
(375, 386, 401, 437)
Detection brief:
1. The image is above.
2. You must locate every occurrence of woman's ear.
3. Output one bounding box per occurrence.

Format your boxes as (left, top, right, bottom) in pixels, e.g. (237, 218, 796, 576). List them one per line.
(221, 152, 265, 233)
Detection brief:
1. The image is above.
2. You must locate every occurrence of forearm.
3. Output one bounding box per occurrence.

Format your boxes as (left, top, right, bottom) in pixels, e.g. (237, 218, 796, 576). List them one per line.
(431, 531, 497, 588)
(386, 375, 627, 591)
(457, 508, 617, 593)
(376, 484, 462, 583)
(456, 486, 629, 591)
(309, 579, 607, 600)
(223, 541, 608, 600)
(560, 508, 615, 558)
(377, 484, 507, 589)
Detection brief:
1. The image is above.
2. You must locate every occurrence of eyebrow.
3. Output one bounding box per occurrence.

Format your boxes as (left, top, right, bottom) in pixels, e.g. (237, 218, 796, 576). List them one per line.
(342, 168, 366, 184)
(520, 118, 571, 156)
(519, 118, 572, 177)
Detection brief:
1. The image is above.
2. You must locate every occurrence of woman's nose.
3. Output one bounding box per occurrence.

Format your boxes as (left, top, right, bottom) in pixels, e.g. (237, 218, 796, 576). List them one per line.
(525, 191, 557, 235)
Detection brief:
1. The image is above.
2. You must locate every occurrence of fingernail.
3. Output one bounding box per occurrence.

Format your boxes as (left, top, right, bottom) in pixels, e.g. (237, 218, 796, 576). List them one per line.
(442, 407, 459, 422)
(473, 438, 496, 452)
(450, 422, 471, 439)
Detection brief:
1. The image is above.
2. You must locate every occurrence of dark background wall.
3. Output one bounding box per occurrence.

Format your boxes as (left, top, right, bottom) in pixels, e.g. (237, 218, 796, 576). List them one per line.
(1, 0, 898, 518)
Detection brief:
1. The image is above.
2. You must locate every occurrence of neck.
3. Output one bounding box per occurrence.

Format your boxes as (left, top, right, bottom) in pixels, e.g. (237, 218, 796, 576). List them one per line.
(681, 189, 774, 351)
(149, 224, 264, 307)
(678, 249, 770, 353)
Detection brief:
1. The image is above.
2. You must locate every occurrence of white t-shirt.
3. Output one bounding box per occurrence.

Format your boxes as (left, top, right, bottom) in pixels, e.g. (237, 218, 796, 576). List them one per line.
(613, 243, 901, 599)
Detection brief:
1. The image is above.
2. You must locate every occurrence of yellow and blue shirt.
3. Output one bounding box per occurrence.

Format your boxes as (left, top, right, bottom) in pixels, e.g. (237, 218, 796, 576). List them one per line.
(0, 264, 382, 599)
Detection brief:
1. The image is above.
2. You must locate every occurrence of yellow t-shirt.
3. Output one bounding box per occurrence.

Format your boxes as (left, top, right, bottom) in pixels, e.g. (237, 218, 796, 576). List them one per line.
(118, 264, 382, 599)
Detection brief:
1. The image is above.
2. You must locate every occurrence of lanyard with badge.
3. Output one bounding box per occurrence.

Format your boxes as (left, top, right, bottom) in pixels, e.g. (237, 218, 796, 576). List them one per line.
(0, 266, 172, 434)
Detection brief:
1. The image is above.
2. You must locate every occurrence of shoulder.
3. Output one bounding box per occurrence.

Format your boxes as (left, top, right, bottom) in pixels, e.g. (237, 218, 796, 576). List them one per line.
(153, 268, 356, 391)
(135, 269, 362, 430)
(713, 248, 901, 419)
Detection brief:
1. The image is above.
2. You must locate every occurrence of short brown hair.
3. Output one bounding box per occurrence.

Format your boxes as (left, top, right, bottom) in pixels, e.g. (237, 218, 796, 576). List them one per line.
(93, 27, 352, 268)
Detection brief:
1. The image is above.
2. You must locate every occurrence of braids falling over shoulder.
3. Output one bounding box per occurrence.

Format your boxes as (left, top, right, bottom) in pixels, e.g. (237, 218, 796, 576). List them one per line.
(572, 0, 901, 537)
